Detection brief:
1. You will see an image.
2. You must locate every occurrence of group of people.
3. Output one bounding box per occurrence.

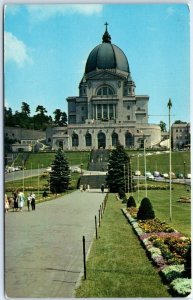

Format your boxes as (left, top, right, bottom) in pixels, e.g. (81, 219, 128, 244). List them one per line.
(79, 184, 105, 192)
(27, 193, 36, 211)
(80, 184, 90, 192)
(4, 190, 36, 213)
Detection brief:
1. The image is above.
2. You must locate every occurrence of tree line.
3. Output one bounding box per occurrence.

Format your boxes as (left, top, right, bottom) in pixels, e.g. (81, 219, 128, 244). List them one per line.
(4, 102, 67, 130)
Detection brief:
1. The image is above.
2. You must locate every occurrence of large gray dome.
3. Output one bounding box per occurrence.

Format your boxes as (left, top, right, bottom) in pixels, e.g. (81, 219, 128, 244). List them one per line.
(85, 25, 130, 74)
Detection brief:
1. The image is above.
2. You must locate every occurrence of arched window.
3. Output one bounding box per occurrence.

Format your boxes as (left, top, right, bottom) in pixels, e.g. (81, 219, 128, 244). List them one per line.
(98, 132, 106, 149)
(85, 132, 92, 147)
(112, 132, 118, 146)
(125, 132, 134, 148)
(96, 85, 115, 96)
(72, 133, 79, 147)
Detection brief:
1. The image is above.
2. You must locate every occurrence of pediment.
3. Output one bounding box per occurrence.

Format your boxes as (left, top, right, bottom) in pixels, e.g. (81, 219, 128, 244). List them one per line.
(86, 70, 126, 81)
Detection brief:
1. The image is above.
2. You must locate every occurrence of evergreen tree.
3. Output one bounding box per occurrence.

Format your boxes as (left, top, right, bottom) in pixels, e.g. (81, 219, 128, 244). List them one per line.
(106, 143, 132, 192)
(53, 109, 68, 126)
(50, 148, 71, 193)
(137, 197, 155, 220)
(127, 196, 136, 207)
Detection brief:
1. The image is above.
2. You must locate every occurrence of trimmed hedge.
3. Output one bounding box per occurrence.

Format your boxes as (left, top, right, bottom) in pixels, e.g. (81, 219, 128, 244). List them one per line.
(127, 196, 136, 208)
(137, 197, 155, 220)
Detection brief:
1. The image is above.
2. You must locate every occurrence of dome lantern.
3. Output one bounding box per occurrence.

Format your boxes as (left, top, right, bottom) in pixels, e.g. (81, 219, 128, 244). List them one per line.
(102, 22, 111, 43)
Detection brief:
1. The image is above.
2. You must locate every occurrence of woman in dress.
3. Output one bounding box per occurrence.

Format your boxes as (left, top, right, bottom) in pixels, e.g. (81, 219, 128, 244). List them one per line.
(18, 190, 25, 212)
(5, 194, 9, 213)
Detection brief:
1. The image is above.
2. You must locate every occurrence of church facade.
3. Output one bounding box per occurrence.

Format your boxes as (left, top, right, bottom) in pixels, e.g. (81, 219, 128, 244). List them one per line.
(46, 25, 161, 150)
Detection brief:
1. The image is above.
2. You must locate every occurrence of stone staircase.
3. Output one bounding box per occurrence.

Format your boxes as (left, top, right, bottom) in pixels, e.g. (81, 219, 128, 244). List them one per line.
(80, 175, 107, 189)
(88, 149, 110, 171)
(79, 149, 110, 188)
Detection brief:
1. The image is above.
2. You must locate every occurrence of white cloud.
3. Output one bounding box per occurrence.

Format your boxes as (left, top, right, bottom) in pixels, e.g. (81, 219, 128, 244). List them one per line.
(26, 4, 103, 21)
(4, 32, 33, 67)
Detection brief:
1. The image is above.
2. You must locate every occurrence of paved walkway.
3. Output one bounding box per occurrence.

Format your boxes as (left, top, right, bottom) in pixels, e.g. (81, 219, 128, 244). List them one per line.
(5, 189, 106, 298)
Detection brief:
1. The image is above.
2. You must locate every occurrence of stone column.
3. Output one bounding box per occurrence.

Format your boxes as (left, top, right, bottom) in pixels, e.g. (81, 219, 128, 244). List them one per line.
(92, 104, 94, 120)
(96, 104, 98, 120)
(113, 104, 116, 119)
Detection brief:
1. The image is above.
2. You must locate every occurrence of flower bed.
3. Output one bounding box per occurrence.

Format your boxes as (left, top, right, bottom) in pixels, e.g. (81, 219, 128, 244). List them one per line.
(138, 218, 175, 233)
(149, 235, 191, 265)
(177, 196, 191, 203)
(136, 184, 172, 190)
(122, 207, 191, 297)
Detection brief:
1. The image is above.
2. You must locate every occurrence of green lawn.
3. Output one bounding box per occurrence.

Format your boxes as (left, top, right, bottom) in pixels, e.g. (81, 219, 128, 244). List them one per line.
(130, 183, 191, 237)
(129, 151, 190, 175)
(24, 151, 90, 170)
(75, 194, 170, 298)
(5, 172, 80, 199)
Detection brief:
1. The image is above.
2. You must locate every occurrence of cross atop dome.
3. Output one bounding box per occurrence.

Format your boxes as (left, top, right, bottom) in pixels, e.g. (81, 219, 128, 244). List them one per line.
(102, 22, 111, 43)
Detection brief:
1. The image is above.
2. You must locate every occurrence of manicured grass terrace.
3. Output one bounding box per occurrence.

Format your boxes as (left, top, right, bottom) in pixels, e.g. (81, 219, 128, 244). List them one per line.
(23, 151, 90, 170)
(75, 194, 171, 298)
(133, 183, 191, 237)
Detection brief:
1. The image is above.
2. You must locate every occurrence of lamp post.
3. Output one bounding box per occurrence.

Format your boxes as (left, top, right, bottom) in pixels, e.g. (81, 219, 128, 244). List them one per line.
(123, 164, 126, 193)
(22, 160, 25, 193)
(137, 152, 140, 203)
(80, 163, 83, 175)
(143, 135, 147, 197)
(168, 98, 172, 222)
(184, 161, 186, 189)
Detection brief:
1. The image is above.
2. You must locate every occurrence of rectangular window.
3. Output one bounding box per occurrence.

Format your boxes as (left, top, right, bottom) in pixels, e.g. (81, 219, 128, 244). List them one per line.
(103, 87, 107, 95)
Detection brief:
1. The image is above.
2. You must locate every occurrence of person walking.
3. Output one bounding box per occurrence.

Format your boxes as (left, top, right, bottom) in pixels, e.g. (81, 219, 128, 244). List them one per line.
(5, 194, 9, 213)
(27, 193, 32, 211)
(31, 193, 36, 211)
(13, 191, 18, 212)
(101, 184, 104, 193)
(18, 191, 25, 212)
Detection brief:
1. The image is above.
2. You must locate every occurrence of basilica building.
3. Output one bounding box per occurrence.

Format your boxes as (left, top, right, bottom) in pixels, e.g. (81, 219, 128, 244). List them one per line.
(46, 24, 161, 150)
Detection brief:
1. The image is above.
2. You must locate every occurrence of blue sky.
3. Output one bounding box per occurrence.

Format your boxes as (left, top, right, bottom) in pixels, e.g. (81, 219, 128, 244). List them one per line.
(4, 3, 190, 126)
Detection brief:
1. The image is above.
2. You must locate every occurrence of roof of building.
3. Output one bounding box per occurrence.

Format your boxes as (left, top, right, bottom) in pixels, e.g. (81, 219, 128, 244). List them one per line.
(85, 24, 130, 74)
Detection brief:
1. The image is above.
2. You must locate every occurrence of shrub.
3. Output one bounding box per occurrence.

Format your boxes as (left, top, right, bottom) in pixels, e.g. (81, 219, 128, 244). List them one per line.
(42, 190, 48, 198)
(184, 244, 191, 278)
(170, 278, 191, 297)
(161, 265, 184, 283)
(137, 197, 155, 220)
(122, 195, 127, 203)
(118, 188, 125, 200)
(127, 196, 136, 208)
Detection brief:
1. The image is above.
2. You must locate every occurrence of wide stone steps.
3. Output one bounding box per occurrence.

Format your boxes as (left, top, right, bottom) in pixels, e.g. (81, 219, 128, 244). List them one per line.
(88, 149, 110, 171)
(79, 175, 107, 189)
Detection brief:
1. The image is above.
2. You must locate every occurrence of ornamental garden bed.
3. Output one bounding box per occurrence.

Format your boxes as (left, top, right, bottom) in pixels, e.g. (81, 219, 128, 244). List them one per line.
(122, 198, 191, 297)
(177, 196, 191, 203)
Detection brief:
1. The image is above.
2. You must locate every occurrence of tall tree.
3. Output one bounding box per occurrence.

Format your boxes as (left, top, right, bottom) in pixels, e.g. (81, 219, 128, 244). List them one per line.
(159, 121, 167, 132)
(53, 109, 67, 126)
(21, 102, 31, 116)
(4, 107, 13, 126)
(35, 105, 47, 116)
(50, 148, 71, 193)
(34, 105, 50, 129)
(106, 143, 132, 192)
